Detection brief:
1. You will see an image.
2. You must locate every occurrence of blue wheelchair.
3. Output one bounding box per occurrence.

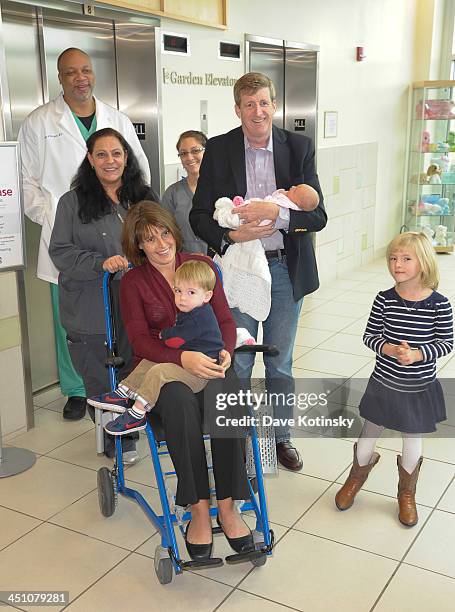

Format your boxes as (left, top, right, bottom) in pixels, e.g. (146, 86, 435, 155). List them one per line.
(96, 271, 275, 584)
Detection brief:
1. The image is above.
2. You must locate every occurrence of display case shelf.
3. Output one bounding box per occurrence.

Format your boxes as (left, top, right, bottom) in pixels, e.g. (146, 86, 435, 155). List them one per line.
(404, 80, 455, 253)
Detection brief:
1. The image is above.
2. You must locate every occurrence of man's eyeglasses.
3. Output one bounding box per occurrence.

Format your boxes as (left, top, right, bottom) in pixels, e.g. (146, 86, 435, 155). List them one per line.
(177, 147, 205, 158)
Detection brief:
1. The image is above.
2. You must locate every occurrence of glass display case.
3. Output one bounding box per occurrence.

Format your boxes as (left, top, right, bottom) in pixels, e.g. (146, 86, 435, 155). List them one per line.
(404, 80, 455, 253)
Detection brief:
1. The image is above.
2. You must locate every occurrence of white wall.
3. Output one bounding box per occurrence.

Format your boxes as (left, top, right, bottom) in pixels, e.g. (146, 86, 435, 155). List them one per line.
(161, 0, 419, 259)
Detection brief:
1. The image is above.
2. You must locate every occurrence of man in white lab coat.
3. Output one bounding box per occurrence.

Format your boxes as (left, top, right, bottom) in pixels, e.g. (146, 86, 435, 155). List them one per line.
(18, 48, 151, 421)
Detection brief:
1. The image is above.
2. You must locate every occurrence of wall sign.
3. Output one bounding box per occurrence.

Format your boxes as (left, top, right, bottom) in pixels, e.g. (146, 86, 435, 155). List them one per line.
(162, 68, 236, 87)
(0, 142, 25, 271)
(133, 122, 146, 141)
(294, 118, 306, 132)
(324, 111, 338, 138)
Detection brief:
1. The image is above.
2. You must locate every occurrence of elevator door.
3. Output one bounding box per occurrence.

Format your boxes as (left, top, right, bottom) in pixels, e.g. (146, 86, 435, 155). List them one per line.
(247, 36, 319, 145)
(1, 1, 160, 392)
(43, 10, 118, 107)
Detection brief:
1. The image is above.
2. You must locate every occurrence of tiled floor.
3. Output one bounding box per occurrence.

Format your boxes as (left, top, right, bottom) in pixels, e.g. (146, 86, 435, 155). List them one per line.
(2, 255, 455, 611)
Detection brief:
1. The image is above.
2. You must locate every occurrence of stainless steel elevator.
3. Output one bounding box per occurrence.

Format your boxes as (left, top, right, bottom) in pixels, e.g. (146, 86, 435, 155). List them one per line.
(246, 35, 319, 145)
(0, 0, 162, 391)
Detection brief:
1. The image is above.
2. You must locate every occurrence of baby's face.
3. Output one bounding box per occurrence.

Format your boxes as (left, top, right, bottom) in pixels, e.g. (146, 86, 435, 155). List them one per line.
(287, 185, 306, 205)
(173, 281, 212, 313)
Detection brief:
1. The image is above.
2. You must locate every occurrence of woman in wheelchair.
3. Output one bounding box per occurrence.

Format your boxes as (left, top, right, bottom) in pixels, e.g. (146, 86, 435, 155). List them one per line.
(49, 127, 159, 464)
(90, 259, 225, 434)
(102, 202, 253, 561)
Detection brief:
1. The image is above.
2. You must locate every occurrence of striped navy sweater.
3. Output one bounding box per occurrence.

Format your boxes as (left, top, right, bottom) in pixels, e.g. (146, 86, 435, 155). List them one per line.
(364, 288, 453, 392)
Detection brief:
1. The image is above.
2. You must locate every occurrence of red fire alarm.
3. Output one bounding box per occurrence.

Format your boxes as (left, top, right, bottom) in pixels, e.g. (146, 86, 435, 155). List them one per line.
(356, 46, 366, 61)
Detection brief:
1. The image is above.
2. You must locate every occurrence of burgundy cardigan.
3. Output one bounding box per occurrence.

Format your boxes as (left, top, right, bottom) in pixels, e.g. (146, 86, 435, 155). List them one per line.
(120, 253, 236, 368)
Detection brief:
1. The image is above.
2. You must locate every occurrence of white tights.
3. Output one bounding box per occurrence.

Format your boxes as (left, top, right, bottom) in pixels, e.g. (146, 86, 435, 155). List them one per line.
(356, 420, 422, 474)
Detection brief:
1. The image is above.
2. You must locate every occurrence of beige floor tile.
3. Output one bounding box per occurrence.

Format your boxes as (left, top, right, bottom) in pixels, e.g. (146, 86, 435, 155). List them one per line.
(335, 290, 376, 305)
(292, 345, 312, 361)
(317, 300, 371, 319)
(300, 297, 326, 313)
(137, 515, 288, 588)
(375, 433, 405, 453)
(298, 312, 358, 332)
(47, 428, 150, 471)
(0, 456, 96, 519)
(317, 332, 373, 357)
(6, 409, 93, 455)
(50, 483, 159, 551)
(339, 269, 380, 282)
(33, 386, 63, 407)
(405, 510, 455, 577)
(219, 590, 290, 611)
(65, 552, 232, 611)
(40, 395, 66, 413)
(326, 278, 364, 290)
(327, 376, 369, 407)
(124, 449, 175, 488)
(437, 365, 454, 376)
(239, 528, 397, 612)
(294, 484, 432, 559)
(293, 349, 370, 377)
(0, 523, 128, 609)
(257, 470, 331, 527)
(42, 398, 92, 422)
(0, 506, 41, 550)
(339, 315, 369, 336)
(353, 280, 391, 294)
(252, 360, 265, 379)
(420, 426, 455, 464)
(311, 286, 347, 300)
(288, 436, 354, 481)
(47, 429, 113, 470)
(350, 360, 375, 378)
(375, 563, 455, 612)
(438, 478, 455, 513)
(294, 401, 361, 439)
(336, 447, 455, 507)
(294, 326, 334, 348)
(292, 369, 344, 386)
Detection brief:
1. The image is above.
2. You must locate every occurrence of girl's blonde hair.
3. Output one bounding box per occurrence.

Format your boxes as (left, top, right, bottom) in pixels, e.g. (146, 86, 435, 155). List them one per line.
(386, 231, 439, 289)
(174, 260, 216, 292)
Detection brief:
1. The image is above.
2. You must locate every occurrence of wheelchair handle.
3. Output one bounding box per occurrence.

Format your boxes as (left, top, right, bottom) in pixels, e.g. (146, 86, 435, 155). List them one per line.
(235, 343, 279, 357)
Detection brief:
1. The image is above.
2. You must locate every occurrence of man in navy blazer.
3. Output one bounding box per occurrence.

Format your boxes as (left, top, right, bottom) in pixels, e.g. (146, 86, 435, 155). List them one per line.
(191, 72, 327, 470)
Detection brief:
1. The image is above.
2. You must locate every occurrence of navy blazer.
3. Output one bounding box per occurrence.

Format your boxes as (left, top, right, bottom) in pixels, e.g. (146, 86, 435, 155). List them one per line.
(190, 125, 327, 301)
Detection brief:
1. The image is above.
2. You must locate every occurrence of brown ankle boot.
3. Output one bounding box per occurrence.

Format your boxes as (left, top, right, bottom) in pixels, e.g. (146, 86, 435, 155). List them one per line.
(335, 443, 380, 510)
(397, 456, 423, 527)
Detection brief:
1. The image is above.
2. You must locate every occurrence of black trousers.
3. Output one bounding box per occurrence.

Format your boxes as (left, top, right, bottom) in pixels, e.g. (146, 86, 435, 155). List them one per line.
(153, 368, 250, 507)
(65, 280, 137, 454)
(66, 332, 138, 453)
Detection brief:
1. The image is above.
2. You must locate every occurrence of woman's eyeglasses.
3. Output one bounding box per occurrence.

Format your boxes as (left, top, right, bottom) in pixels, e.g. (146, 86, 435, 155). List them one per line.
(177, 147, 205, 158)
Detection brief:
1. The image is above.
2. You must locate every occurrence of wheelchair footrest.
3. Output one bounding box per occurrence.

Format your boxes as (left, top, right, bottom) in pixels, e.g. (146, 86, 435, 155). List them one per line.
(181, 557, 224, 570)
(225, 549, 266, 565)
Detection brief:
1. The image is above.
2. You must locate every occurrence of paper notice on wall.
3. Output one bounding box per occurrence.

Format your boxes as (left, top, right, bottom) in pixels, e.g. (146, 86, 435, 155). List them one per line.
(0, 143, 24, 271)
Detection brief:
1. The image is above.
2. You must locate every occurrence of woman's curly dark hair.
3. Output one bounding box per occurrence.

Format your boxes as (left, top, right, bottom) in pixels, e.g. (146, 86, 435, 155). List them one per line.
(71, 127, 154, 223)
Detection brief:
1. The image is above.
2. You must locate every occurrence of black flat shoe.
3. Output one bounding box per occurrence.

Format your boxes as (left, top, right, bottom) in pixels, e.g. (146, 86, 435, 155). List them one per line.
(216, 516, 254, 554)
(184, 522, 213, 561)
(63, 396, 87, 420)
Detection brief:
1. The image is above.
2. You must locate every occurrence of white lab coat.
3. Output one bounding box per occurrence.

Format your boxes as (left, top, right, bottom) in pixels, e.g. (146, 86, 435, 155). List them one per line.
(18, 93, 151, 284)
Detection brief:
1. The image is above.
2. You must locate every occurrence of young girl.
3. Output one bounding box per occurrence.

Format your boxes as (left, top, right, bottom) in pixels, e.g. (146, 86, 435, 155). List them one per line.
(335, 232, 453, 526)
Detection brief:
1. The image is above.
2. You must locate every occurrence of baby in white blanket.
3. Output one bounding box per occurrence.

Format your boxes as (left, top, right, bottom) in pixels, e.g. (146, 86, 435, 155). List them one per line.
(213, 184, 319, 321)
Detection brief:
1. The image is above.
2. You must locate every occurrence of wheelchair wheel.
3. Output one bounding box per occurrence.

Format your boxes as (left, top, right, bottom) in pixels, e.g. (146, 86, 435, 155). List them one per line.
(154, 548, 173, 585)
(97, 467, 116, 517)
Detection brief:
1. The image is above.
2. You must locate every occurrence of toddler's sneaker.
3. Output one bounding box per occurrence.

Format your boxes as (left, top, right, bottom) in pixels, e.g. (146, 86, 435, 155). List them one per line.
(104, 409, 147, 435)
(87, 389, 130, 413)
